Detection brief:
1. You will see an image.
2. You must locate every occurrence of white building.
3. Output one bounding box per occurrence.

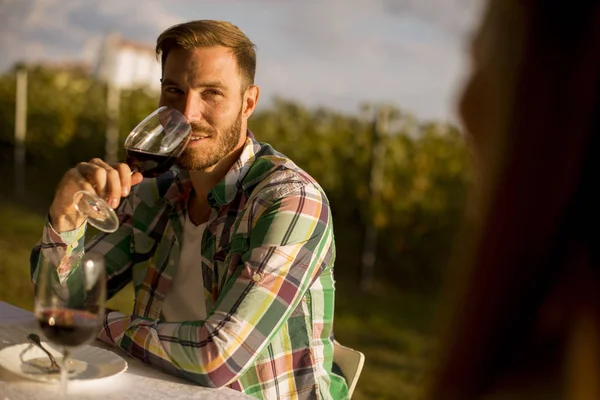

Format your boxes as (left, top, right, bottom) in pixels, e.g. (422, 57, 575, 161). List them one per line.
(94, 33, 161, 92)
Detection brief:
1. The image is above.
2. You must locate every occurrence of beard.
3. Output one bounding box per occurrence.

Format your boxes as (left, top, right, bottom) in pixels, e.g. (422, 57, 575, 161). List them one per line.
(176, 107, 243, 171)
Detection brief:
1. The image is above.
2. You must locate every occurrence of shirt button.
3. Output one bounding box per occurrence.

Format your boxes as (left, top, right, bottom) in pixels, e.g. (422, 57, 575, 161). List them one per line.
(169, 259, 175, 266)
(252, 273, 262, 283)
(72, 241, 78, 248)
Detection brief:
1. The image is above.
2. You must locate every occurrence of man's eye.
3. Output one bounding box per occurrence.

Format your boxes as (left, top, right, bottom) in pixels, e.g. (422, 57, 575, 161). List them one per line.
(205, 89, 223, 96)
(165, 87, 183, 94)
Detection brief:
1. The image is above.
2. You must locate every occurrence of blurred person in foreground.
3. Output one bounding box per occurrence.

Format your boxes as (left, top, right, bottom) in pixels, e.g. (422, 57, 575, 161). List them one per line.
(30, 20, 348, 399)
(428, 1, 600, 399)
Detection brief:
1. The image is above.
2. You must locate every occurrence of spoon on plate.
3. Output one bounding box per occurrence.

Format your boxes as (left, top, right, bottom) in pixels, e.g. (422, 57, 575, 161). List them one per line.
(26, 333, 61, 373)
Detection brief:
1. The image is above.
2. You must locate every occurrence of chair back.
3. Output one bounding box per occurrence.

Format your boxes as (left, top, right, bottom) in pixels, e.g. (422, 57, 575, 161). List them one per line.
(333, 339, 365, 398)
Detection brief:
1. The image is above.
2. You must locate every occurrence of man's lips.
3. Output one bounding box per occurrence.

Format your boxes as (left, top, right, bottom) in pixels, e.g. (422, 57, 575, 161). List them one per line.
(186, 134, 210, 147)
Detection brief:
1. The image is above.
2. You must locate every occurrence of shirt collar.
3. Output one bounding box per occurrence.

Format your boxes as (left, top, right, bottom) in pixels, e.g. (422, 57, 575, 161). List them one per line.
(162, 130, 261, 208)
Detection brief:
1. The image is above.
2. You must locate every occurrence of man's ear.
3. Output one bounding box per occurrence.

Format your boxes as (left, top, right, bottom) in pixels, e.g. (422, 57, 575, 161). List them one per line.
(243, 85, 260, 119)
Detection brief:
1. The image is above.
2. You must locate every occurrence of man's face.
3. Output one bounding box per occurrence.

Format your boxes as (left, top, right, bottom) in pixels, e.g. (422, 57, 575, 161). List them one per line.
(159, 46, 248, 171)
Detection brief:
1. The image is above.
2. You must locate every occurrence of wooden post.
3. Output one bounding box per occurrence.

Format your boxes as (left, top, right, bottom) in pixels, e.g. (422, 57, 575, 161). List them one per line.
(360, 107, 390, 292)
(105, 82, 121, 163)
(14, 67, 28, 198)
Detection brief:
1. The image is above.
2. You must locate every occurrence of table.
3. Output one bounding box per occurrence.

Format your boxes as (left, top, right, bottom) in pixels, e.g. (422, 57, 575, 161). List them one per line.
(0, 301, 253, 399)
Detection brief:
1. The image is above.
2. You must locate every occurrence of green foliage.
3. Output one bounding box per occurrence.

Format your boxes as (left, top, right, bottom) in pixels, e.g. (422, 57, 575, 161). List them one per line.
(0, 64, 472, 291)
(249, 99, 473, 290)
(0, 65, 157, 170)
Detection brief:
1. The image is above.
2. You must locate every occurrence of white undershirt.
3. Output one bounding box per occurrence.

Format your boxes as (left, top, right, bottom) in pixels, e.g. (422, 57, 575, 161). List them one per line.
(161, 214, 208, 322)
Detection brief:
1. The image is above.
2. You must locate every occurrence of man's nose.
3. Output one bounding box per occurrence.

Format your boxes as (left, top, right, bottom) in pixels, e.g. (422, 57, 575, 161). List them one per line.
(183, 92, 203, 121)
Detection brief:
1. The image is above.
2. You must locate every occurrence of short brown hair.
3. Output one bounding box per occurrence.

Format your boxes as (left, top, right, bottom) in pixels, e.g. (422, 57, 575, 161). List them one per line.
(156, 20, 256, 89)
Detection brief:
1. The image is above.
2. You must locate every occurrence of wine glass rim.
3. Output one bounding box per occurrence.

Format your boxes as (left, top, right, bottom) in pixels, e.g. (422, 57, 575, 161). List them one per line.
(124, 106, 190, 149)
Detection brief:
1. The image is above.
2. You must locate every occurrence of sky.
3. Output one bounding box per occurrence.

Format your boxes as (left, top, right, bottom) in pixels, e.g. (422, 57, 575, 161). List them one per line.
(0, 0, 483, 122)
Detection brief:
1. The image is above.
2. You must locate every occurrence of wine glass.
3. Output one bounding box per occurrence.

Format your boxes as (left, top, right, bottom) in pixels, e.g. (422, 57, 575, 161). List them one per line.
(72, 106, 191, 233)
(34, 252, 106, 396)
(124, 106, 192, 177)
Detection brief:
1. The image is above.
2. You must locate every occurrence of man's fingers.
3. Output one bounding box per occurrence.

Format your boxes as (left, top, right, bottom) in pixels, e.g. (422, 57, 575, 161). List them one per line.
(76, 162, 108, 196)
(104, 168, 122, 208)
(62, 167, 97, 197)
(76, 160, 124, 207)
(88, 158, 112, 169)
(50, 158, 133, 231)
(131, 171, 144, 186)
(112, 163, 134, 197)
(78, 178, 98, 198)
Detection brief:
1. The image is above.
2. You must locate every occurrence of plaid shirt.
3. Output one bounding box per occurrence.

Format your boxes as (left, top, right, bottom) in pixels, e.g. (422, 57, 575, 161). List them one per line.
(31, 135, 349, 400)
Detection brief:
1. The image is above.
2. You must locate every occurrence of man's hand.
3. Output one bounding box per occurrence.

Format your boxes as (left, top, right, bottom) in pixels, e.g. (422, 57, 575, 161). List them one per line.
(49, 158, 143, 232)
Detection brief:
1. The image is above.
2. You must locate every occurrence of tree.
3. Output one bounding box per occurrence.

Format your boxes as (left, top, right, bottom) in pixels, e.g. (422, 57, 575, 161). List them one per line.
(0, 65, 473, 292)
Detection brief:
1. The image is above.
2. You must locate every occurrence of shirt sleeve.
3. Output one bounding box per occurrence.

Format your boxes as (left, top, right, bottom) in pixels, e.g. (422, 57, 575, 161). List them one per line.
(97, 183, 334, 388)
(30, 194, 137, 300)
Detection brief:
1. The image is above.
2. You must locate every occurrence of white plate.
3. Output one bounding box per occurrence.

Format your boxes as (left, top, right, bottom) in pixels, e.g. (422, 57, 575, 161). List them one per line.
(0, 342, 127, 383)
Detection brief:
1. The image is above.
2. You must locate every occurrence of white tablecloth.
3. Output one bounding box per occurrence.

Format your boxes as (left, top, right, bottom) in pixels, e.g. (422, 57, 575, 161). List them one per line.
(0, 301, 253, 400)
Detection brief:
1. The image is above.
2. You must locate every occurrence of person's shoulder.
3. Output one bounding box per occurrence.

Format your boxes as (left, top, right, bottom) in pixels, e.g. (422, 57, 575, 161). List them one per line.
(245, 141, 327, 203)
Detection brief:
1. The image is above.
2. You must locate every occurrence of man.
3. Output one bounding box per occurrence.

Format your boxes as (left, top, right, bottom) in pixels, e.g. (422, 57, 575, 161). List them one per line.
(31, 20, 349, 400)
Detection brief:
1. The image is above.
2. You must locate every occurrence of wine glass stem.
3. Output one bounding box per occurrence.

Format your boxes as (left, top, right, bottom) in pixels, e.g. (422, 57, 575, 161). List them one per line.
(58, 348, 70, 396)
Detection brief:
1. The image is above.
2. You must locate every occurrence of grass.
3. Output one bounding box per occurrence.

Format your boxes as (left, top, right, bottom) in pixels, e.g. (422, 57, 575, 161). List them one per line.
(0, 201, 40, 311)
(0, 200, 438, 399)
(0, 201, 134, 312)
(334, 283, 437, 400)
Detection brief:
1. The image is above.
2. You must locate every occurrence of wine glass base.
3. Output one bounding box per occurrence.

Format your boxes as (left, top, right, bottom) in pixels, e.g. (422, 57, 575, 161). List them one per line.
(73, 191, 119, 233)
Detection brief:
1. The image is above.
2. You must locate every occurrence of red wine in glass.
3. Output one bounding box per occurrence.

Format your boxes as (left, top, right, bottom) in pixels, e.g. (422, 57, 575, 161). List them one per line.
(126, 148, 177, 178)
(35, 253, 106, 396)
(38, 309, 99, 348)
(124, 107, 191, 179)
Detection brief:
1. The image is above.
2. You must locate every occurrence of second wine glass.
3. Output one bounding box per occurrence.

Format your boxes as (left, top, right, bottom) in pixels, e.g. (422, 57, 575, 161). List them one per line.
(34, 252, 106, 396)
